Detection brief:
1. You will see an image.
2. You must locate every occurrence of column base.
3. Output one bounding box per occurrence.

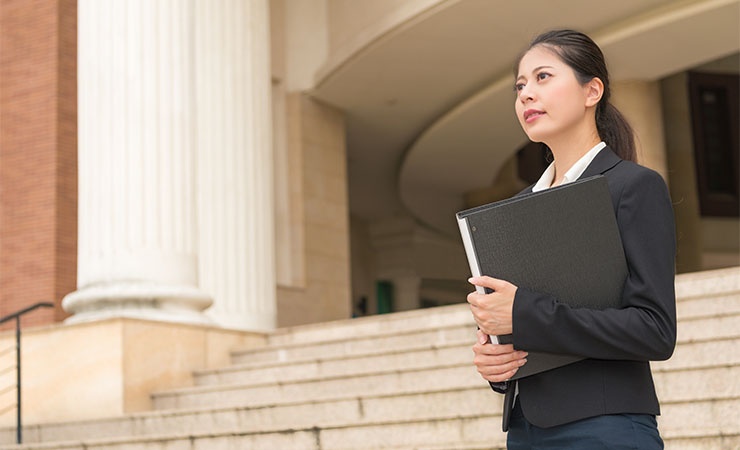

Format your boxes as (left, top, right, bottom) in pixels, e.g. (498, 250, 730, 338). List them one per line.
(62, 282, 214, 326)
(206, 309, 276, 331)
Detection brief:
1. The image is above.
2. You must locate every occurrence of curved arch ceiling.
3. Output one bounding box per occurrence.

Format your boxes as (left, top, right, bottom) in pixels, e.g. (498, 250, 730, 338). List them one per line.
(311, 0, 740, 236)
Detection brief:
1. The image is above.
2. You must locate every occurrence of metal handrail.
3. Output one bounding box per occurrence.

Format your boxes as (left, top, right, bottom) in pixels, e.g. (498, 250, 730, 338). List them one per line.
(0, 302, 54, 444)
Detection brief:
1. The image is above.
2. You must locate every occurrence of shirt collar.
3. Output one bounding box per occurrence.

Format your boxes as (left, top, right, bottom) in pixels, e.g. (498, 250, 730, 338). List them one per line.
(532, 142, 606, 192)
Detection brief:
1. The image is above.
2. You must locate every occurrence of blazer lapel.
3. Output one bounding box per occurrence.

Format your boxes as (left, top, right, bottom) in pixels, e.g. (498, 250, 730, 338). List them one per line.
(578, 146, 622, 179)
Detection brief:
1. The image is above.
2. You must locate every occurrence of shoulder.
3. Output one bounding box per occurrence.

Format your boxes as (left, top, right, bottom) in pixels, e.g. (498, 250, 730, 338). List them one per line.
(606, 160, 674, 228)
(598, 157, 673, 226)
(605, 159, 668, 193)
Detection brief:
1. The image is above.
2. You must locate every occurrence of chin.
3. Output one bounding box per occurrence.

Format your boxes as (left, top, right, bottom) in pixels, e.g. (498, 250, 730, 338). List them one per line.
(524, 131, 548, 143)
(523, 126, 557, 145)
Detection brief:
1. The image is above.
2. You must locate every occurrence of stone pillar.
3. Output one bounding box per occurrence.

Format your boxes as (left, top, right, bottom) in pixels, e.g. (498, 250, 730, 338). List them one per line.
(660, 73, 703, 273)
(390, 276, 422, 312)
(195, 0, 276, 330)
(63, 0, 212, 325)
(370, 218, 421, 312)
(612, 81, 669, 181)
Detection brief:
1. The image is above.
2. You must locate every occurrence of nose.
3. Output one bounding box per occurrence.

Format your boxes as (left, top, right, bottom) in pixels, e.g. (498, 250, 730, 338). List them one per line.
(518, 84, 534, 103)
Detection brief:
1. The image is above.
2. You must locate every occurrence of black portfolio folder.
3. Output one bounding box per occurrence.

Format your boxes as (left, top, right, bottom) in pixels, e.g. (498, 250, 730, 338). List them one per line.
(456, 175, 627, 379)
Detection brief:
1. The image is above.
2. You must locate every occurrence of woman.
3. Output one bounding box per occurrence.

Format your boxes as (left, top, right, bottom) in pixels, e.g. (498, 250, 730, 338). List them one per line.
(468, 29, 676, 449)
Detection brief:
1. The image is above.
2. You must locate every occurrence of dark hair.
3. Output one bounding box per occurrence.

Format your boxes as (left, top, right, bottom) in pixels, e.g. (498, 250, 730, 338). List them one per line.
(516, 29, 637, 162)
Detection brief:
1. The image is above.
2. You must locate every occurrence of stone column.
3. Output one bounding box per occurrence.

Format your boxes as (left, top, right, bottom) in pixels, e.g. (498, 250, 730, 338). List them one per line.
(63, 0, 212, 325)
(195, 0, 276, 330)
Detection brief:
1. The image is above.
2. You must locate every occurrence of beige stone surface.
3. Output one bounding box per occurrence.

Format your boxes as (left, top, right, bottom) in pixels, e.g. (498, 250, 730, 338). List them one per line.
(613, 80, 669, 180)
(20, 321, 125, 424)
(0, 319, 264, 426)
(276, 94, 352, 327)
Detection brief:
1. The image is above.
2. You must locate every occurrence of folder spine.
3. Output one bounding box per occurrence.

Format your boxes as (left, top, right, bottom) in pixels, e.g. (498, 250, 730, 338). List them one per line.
(456, 214, 502, 345)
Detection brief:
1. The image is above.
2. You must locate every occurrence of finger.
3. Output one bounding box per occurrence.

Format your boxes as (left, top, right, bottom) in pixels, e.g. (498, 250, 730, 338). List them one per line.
(484, 367, 520, 383)
(473, 346, 528, 365)
(477, 357, 528, 380)
(475, 342, 526, 357)
(468, 276, 509, 291)
(466, 291, 480, 307)
(474, 353, 528, 370)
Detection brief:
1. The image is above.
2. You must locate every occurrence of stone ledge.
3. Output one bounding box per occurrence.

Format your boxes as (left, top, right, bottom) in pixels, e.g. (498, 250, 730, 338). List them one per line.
(0, 318, 265, 426)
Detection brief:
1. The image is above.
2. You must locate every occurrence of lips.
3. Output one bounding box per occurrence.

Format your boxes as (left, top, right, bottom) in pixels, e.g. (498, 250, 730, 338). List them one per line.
(523, 109, 545, 123)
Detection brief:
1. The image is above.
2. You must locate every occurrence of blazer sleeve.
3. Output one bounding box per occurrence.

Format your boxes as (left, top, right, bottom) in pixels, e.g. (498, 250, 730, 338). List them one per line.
(511, 167, 677, 361)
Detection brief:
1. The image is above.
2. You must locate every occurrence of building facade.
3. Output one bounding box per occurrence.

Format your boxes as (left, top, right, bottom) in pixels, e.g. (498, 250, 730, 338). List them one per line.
(1, 0, 738, 331)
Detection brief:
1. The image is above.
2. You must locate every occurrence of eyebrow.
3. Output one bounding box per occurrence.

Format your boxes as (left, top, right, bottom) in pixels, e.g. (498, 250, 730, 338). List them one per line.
(516, 65, 556, 82)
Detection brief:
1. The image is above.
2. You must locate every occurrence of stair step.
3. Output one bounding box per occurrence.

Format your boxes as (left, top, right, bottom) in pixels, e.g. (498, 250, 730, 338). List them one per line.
(154, 364, 484, 410)
(654, 335, 740, 372)
(195, 341, 473, 386)
(1, 398, 737, 450)
(14, 361, 732, 444)
(654, 366, 740, 404)
(0, 356, 735, 447)
(155, 352, 738, 415)
(184, 330, 740, 397)
(673, 267, 740, 299)
(660, 435, 740, 450)
(5, 386, 499, 445)
(192, 332, 738, 397)
(230, 323, 474, 366)
(224, 311, 736, 374)
(660, 396, 740, 438)
(265, 304, 474, 346)
(677, 292, 740, 319)
(675, 311, 740, 342)
(234, 267, 739, 352)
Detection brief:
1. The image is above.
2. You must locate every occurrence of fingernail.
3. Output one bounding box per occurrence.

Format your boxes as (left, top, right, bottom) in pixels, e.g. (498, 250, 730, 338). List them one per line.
(519, 358, 527, 366)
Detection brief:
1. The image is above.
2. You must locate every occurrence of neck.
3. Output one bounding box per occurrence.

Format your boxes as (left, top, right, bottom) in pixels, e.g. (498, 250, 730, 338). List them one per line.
(547, 128, 601, 185)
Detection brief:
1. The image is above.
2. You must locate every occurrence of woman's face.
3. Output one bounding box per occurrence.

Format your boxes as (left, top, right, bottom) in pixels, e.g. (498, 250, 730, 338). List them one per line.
(514, 46, 595, 145)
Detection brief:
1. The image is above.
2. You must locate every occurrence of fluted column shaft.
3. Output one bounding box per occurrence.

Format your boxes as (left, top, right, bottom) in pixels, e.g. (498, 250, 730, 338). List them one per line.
(195, 0, 276, 330)
(64, 0, 212, 324)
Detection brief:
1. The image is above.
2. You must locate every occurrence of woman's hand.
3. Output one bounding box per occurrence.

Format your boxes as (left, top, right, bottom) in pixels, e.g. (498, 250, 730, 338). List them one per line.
(472, 330, 528, 382)
(467, 276, 517, 336)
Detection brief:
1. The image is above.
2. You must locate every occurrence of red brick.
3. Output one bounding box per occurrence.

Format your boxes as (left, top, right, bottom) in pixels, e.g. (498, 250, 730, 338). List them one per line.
(0, 0, 77, 329)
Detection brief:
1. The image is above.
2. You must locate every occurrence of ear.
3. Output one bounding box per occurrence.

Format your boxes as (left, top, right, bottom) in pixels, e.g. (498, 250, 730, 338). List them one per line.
(584, 77, 604, 108)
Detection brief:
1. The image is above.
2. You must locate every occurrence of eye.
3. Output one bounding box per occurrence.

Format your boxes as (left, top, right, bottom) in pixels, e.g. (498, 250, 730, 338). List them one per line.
(514, 82, 525, 92)
(536, 72, 551, 81)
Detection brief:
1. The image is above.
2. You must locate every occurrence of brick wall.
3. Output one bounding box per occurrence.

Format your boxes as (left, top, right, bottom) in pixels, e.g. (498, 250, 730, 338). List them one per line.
(0, 0, 77, 328)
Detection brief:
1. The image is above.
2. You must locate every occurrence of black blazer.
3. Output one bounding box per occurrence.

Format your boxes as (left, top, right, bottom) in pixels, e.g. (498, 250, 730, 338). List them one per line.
(507, 146, 677, 428)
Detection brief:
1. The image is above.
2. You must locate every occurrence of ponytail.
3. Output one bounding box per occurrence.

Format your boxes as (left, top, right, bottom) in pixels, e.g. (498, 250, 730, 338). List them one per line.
(597, 103, 637, 163)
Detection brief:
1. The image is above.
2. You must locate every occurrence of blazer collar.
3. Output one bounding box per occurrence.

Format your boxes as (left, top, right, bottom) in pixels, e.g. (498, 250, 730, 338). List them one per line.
(578, 145, 622, 179)
(520, 146, 623, 195)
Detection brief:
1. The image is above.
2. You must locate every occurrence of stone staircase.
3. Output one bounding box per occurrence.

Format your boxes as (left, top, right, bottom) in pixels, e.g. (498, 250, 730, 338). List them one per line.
(0, 267, 738, 450)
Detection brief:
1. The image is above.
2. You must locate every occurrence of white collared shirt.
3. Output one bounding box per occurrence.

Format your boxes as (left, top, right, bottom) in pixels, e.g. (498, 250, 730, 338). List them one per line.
(531, 142, 607, 192)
